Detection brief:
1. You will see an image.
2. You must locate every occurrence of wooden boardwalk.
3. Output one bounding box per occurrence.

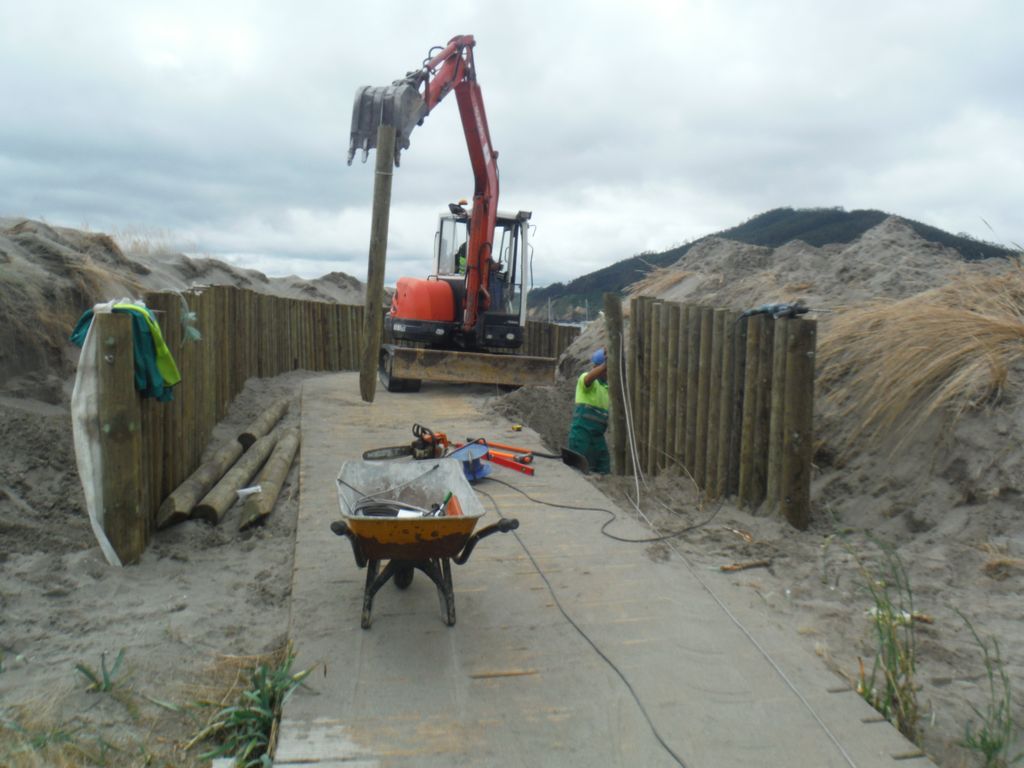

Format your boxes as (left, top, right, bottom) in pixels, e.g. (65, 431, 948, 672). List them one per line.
(275, 373, 932, 767)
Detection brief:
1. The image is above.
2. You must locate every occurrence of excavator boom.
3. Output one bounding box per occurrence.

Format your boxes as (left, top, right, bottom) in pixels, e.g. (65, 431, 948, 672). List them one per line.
(348, 36, 554, 391)
(348, 35, 497, 336)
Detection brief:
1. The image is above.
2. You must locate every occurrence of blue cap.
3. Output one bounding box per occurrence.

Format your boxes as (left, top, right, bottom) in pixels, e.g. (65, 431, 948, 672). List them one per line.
(591, 348, 606, 366)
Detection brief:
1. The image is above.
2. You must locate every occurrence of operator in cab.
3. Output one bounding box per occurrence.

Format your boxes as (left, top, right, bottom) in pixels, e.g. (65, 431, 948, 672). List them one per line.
(567, 347, 610, 474)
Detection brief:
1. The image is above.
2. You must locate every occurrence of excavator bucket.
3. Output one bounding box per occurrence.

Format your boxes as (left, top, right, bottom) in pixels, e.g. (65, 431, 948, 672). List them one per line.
(382, 345, 558, 389)
(347, 80, 427, 167)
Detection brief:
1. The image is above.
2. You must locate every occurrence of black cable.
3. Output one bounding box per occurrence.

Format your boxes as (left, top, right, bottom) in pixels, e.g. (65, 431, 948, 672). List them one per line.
(485, 476, 723, 544)
(475, 486, 688, 768)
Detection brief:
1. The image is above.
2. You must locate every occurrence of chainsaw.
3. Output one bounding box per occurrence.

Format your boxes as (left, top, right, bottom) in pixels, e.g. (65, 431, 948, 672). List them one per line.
(362, 424, 450, 461)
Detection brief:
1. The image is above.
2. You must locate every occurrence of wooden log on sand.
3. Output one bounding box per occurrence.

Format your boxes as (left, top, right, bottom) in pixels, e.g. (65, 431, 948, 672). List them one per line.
(238, 398, 289, 449)
(193, 431, 280, 525)
(156, 439, 244, 529)
(239, 428, 301, 530)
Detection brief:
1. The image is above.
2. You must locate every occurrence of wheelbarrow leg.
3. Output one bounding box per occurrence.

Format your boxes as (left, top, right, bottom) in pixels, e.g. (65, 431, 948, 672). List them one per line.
(440, 557, 455, 626)
(361, 559, 380, 628)
(411, 559, 457, 627)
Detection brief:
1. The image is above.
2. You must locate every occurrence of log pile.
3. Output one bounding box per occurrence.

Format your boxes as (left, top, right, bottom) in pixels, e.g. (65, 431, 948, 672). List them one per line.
(156, 397, 299, 529)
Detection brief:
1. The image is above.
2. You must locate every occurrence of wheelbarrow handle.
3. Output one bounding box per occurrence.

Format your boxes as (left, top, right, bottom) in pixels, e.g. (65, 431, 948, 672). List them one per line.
(330, 520, 368, 568)
(453, 518, 519, 565)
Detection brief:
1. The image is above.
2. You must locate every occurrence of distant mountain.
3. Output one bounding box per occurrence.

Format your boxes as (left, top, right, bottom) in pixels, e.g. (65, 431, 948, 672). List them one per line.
(529, 207, 1015, 321)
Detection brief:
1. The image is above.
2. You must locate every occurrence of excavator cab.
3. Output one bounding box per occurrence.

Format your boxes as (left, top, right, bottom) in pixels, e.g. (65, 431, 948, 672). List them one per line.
(386, 208, 531, 351)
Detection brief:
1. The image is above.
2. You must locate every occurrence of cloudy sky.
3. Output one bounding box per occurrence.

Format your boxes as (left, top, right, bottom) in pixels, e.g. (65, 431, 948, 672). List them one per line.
(1, 1, 1021, 287)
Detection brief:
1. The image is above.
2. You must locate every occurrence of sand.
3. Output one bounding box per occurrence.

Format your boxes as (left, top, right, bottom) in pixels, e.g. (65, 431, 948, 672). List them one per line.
(498, 216, 1024, 764)
(0, 217, 361, 764)
(1, 215, 1021, 765)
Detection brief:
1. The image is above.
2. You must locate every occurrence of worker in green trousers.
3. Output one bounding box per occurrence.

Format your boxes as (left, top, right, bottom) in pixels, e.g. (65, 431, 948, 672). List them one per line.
(567, 347, 610, 474)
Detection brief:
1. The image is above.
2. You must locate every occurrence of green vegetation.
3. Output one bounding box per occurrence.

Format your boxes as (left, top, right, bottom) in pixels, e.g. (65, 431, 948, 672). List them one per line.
(0, 644, 319, 767)
(958, 612, 1023, 767)
(850, 540, 920, 742)
(75, 649, 127, 694)
(189, 648, 313, 767)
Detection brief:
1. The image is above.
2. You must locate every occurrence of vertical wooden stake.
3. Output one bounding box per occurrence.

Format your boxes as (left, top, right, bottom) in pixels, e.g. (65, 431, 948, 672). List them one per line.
(694, 306, 714, 489)
(683, 305, 701, 475)
(94, 313, 144, 565)
(705, 308, 727, 497)
(765, 317, 791, 514)
(673, 306, 689, 461)
(603, 292, 627, 475)
(750, 316, 775, 510)
(646, 302, 663, 476)
(626, 297, 639, 475)
(781, 319, 816, 530)
(638, 297, 654, 469)
(360, 124, 396, 402)
(738, 314, 764, 506)
(715, 310, 738, 498)
(665, 303, 681, 473)
(727, 313, 748, 497)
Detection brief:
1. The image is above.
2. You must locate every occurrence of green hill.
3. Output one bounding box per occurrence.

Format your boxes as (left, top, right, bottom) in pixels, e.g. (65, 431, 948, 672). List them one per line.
(529, 207, 1014, 321)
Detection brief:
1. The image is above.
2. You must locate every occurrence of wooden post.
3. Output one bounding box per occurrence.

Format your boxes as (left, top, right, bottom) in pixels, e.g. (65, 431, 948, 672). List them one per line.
(705, 308, 727, 497)
(738, 314, 764, 506)
(635, 297, 650, 468)
(238, 398, 290, 449)
(193, 431, 280, 525)
(93, 313, 145, 565)
(673, 306, 688, 461)
(765, 317, 791, 514)
(646, 302, 663, 476)
(780, 319, 816, 530)
(603, 293, 627, 475)
(655, 302, 671, 473)
(665, 303, 681, 473)
(157, 439, 244, 529)
(626, 297, 640, 475)
(715, 310, 738, 498)
(360, 124, 396, 402)
(683, 304, 701, 475)
(693, 306, 714, 489)
(750, 317, 775, 510)
(727, 314, 747, 497)
(239, 427, 301, 530)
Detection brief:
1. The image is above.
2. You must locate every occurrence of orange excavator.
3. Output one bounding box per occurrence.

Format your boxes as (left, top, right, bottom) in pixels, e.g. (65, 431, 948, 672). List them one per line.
(348, 35, 555, 392)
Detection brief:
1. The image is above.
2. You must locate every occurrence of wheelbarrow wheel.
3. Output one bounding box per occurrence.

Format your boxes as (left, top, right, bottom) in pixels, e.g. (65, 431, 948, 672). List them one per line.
(394, 566, 414, 590)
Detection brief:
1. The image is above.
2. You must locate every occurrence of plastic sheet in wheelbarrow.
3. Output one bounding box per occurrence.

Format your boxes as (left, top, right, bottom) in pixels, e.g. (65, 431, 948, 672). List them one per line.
(336, 459, 485, 561)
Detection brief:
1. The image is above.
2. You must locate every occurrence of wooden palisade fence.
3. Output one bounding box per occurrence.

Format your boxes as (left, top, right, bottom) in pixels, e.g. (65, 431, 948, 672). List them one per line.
(611, 295, 816, 529)
(135, 286, 364, 555)
(522, 320, 580, 359)
(85, 287, 577, 563)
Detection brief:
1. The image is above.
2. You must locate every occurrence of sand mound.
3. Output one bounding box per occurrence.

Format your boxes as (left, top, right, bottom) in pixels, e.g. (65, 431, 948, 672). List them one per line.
(499, 216, 1024, 763)
(0, 218, 365, 397)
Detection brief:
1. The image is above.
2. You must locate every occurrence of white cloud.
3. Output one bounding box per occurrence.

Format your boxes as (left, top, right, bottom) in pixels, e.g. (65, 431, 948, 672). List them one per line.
(1, 0, 1021, 288)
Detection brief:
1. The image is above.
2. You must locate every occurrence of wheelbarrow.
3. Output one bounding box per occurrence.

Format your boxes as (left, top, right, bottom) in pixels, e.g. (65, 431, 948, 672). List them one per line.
(332, 459, 518, 628)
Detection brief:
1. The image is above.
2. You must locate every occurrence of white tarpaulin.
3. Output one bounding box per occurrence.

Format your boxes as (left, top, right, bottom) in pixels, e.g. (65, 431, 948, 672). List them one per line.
(70, 301, 126, 567)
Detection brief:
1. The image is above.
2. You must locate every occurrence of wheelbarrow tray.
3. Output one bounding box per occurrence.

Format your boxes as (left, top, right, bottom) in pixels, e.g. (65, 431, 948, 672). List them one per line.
(336, 459, 485, 561)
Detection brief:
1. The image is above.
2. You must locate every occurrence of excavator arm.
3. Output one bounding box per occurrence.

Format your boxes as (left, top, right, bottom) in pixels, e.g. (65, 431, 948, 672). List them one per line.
(348, 35, 498, 336)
